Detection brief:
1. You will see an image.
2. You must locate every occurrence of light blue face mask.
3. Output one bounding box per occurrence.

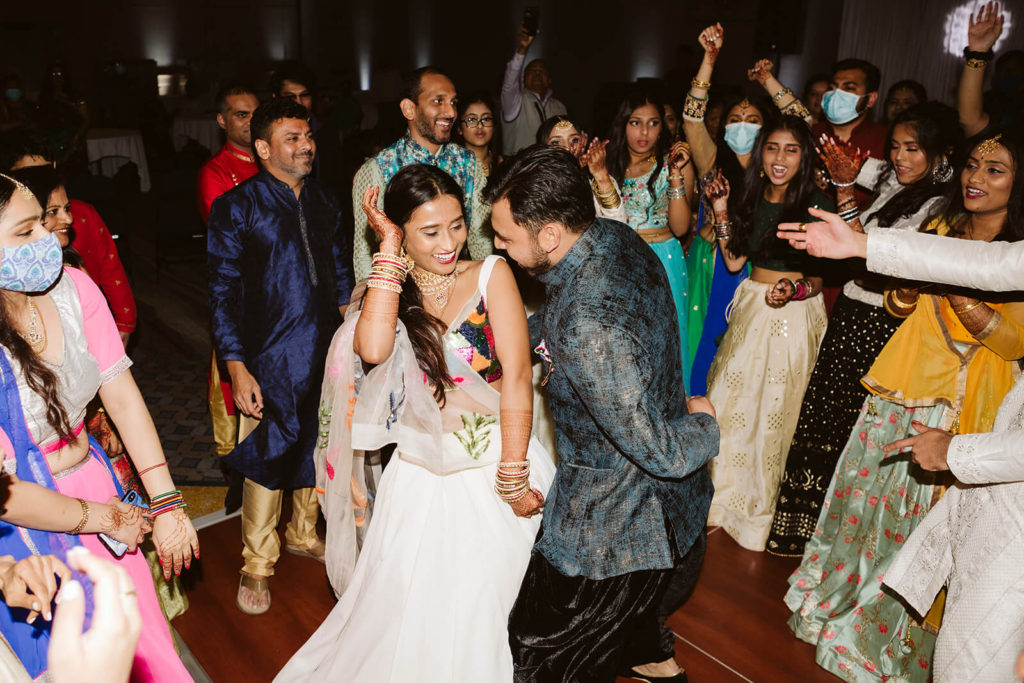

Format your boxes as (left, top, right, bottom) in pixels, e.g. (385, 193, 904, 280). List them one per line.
(723, 122, 762, 155)
(0, 232, 63, 293)
(822, 88, 864, 125)
(4, 88, 22, 102)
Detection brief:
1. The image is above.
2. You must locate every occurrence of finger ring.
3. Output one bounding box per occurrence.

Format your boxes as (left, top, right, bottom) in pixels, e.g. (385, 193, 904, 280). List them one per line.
(798, 223, 807, 232)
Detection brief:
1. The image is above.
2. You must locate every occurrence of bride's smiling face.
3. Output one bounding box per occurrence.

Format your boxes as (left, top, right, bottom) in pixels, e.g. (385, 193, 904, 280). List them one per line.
(402, 194, 466, 274)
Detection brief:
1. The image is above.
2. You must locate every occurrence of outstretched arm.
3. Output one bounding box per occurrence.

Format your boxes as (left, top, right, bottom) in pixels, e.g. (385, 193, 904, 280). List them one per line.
(683, 23, 723, 177)
(748, 59, 812, 124)
(959, 2, 1003, 136)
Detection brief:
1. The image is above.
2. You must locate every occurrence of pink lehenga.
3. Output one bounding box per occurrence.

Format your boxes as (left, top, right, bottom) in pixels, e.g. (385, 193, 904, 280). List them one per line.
(0, 267, 190, 682)
(276, 256, 555, 683)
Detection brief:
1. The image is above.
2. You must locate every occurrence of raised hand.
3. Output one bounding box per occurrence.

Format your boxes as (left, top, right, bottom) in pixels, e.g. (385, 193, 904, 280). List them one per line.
(817, 134, 867, 186)
(516, 25, 537, 55)
(152, 507, 199, 581)
(747, 58, 774, 85)
(571, 130, 589, 163)
(669, 141, 691, 174)
(698, 22, 724, 59)
(703, 170, 731, 216)
(361, 186, 403, 253)
(581, 137, 611, 177)
(968, 1, 1004, 52)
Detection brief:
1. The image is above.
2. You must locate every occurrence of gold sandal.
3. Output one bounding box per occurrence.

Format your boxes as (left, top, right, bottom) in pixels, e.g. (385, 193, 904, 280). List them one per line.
(236, 573, 271, 615)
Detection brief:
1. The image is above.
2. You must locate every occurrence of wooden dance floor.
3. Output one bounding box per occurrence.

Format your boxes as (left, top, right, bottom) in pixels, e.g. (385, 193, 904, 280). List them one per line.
(175, 515, 836, 682)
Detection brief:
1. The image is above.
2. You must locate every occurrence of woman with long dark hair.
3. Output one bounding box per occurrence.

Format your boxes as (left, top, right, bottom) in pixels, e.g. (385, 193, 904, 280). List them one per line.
(0, 174, 196, 681)
(702, 115, 833, 551)
(607, 88, 696, 388)
(276, 164, 554, 682)
(767, 102, 963, 557)
(786, 129, 1024, 681)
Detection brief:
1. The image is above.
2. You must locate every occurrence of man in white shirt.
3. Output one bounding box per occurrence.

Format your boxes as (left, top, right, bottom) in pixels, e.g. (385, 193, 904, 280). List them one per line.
(500, 26, 567, 156)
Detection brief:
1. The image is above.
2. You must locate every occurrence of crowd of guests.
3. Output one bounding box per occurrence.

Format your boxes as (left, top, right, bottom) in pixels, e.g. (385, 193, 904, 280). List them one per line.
(0, 3, 1022, 682)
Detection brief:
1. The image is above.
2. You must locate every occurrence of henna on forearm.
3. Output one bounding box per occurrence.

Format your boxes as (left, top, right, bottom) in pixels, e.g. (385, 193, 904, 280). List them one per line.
(951, 298, 997, 338)
(360, 289, 400, 324)
(500, 407, 533, 462)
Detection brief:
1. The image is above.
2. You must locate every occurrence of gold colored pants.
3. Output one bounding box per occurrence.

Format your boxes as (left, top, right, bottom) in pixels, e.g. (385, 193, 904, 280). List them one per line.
(208, 352, 237, 458)
(237, 414, 320, 577)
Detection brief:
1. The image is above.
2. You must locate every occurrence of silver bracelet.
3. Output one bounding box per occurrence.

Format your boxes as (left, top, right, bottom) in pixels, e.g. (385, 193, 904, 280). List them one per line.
(714, 221, 733, 239)
(829, 178, 857, 188)
(667, 186, 686, 200)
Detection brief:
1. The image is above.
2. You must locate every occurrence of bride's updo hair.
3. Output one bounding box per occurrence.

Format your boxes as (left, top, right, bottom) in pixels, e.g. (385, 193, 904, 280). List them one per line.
(381, 164, 465, 403)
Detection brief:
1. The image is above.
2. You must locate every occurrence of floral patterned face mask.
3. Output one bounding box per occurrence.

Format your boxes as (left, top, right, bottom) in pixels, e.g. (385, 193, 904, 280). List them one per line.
(0, 232, 63, 293)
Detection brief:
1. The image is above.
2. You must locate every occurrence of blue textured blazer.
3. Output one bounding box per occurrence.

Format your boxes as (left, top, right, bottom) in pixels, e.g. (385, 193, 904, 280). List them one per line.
(531, 218, 719, 579)
(208, 168, 353, 489)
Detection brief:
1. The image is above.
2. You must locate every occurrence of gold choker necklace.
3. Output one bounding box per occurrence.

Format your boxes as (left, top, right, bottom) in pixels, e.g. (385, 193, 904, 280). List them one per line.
(409, 265, 459, 313)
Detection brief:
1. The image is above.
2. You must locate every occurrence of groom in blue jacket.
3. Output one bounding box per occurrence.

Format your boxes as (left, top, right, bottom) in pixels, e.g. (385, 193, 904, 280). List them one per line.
(487, 146, 720, 682)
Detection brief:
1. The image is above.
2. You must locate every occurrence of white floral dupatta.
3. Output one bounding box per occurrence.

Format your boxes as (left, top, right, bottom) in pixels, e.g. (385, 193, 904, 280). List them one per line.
(316, 282, 504, 597)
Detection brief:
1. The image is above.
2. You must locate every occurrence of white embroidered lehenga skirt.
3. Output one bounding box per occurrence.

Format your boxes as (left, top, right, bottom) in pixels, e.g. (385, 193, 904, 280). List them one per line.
(274, 429, 555, 683)
(705, 278, 827, 551)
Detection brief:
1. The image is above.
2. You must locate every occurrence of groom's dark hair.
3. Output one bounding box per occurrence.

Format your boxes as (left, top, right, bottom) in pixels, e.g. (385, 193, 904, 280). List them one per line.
(484, 145, 595, 235)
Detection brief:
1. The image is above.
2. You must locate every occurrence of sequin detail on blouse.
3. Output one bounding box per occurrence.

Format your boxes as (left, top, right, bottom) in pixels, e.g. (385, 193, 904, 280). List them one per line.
(450, 298, 503, 384)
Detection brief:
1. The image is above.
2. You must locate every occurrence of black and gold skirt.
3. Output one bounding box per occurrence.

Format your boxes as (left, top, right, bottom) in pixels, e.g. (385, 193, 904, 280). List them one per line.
(766, 292, 902, 557)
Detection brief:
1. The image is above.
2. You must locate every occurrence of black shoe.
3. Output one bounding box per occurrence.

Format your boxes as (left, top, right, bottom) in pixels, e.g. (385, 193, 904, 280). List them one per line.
(619, 667, 689, 683)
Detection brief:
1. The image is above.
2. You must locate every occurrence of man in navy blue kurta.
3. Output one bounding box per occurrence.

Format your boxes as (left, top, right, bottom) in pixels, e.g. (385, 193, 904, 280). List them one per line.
(208, 97, 354, 614)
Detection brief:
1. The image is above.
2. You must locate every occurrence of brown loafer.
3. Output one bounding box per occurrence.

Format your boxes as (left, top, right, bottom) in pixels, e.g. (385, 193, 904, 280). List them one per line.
(236, 573, 271, 615)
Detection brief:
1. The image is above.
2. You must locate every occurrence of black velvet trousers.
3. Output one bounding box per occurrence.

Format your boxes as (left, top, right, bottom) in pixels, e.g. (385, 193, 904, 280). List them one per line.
(510, 530, 706, 683)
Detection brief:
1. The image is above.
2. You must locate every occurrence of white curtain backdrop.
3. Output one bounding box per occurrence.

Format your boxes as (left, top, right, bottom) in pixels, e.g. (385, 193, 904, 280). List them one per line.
(837, 0, 1020, 107)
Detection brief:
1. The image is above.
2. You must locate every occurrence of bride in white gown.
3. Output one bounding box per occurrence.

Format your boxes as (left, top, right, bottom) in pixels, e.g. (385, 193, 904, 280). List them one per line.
(275, 164, 554, 683)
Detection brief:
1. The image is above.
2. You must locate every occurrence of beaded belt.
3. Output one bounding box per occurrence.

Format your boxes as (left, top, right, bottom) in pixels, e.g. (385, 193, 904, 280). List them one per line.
(635, 227, 673, 244)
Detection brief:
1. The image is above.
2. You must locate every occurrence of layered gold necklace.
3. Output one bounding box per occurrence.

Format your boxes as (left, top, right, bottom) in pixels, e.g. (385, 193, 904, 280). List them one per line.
(20, 298, 47, 353)
(409, 265, 459, 314)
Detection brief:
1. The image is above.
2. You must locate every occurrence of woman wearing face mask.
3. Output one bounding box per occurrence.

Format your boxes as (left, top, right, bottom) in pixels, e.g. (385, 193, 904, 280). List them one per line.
(455, 92, 503, 177)
(785, 130, 1024, 682)
(0, 174, 196, 681)
(701, 115, 833, 552)
(10, 165, 190, 621)
(766, 102, 963, 558)
(607, 90, 696, 389)
(537, 115, 625, 221)
(0, 75, 35, 133)
(276, 165, 554, 682)
(682, 24, 766, 393)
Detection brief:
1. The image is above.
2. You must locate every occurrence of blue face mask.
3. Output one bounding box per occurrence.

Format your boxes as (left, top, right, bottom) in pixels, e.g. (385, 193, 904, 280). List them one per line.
(723, 122, 762, 155)
(4, 88, 22, 102)
(0, 232, 64, 293)
(822, 88, 864, 125)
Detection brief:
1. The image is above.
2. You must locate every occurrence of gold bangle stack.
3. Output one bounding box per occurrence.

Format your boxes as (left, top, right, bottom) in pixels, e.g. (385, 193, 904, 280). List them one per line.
(965, 58, 988, 69)
(67, 498, 89, 535)
(683, 92, 708, 122)
(691, 77, 712, 89)
(772, 87, 792, 103)
(591, 179, 621, 209)
(367, 251, 410, 294)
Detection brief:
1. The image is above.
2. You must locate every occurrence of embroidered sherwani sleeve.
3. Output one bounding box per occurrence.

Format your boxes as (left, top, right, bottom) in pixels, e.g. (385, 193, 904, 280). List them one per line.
(351, 159, 383, 282)
(948, 430, 1024, 484)
(467, 159, 493, 260)
(561, 318, 719, 479)
(867, 231, 1024, 291)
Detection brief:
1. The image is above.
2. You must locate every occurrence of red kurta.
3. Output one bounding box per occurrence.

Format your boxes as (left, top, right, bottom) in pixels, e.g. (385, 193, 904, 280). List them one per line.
(69, 199, 137, 333)
(197, 142, 259, 222)
(198, 143, 259, 415)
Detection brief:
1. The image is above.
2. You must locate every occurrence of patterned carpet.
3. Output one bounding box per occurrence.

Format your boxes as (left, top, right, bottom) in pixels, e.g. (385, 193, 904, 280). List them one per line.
(130, 328, 224, 487)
